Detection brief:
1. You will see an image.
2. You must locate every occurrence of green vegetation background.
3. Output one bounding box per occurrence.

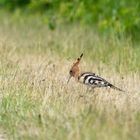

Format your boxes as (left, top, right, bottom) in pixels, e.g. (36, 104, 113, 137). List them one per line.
(0, 0, 140, 40)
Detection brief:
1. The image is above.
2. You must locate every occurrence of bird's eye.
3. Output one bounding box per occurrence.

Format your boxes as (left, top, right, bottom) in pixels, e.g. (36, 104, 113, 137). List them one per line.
(69, 70, 75, 76)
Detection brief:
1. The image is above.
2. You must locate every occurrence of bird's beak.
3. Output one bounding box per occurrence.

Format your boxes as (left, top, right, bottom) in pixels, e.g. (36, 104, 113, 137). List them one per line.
(67, 75, 72, 84)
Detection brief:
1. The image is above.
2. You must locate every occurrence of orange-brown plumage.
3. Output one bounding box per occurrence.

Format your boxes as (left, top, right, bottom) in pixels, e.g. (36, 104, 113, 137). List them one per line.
(67, 53, 83, 83)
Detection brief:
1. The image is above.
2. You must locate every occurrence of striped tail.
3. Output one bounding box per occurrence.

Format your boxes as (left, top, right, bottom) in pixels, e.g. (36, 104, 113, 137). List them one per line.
(109, 84, 125, 92)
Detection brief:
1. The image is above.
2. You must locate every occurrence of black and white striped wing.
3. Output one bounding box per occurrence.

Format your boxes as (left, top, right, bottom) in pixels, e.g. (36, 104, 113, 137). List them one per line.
(78, 72, 124, 92)
(78, 72, 111, 88)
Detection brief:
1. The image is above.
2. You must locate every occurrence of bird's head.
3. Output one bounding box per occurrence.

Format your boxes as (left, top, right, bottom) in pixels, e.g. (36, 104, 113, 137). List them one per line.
(67, 53, 83, 83)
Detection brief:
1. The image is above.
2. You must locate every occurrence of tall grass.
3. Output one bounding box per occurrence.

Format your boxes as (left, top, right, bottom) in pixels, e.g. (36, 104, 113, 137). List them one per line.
(0, 14, 140, 140)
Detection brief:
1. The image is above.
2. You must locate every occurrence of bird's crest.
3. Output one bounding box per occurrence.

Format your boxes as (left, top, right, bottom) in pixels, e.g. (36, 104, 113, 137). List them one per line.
(73, 53, 83, 66)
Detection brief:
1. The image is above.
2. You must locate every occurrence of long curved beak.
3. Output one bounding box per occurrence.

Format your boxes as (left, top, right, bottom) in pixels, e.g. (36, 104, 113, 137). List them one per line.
(67, 75, 72, 84)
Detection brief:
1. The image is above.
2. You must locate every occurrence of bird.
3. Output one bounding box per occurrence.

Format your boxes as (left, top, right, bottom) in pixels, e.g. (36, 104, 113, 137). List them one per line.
(67, 53, 124, 92)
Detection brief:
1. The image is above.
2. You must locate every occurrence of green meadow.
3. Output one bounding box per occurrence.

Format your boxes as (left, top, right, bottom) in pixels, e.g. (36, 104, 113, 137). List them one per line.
(0, 1, 140, 139)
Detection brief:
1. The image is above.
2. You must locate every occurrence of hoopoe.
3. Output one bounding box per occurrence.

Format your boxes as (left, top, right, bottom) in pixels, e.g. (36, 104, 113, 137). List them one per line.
(67, 53, 124, 92)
